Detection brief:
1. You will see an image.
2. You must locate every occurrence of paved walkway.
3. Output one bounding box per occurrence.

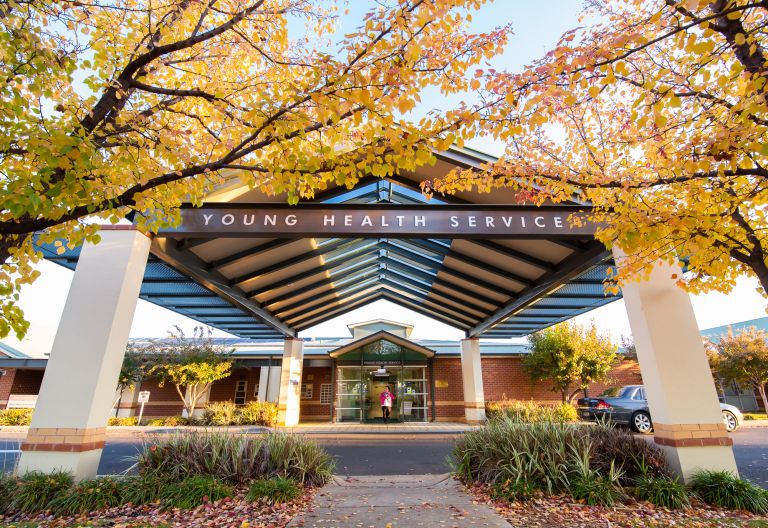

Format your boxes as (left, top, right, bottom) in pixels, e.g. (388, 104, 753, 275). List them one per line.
(282, 422, 478, 434)
(288, 474, 510, 528)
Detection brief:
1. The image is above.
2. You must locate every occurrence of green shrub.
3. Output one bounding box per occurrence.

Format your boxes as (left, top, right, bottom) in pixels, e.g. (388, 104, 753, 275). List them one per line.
(203, 401, 240, 426)
(107, 416, 139, 426)
(0, 472, 18, 514)
(585, 425, 669, 484)
(485, 400, 578, 423)
(120, 473, 171, 505)
(13, 471, 73, 513)
(453, 418, 590, 493)
(0, 408, 33, 426)
(632, 474, 690, 510)
(158, 475, 233, 509)
(489, 478, 536, 503)
(239, 401, 278, 427)
(137, 430, 334, 486)
(145, 416, 194, 426)
(49, 477, 123, 514)
(247, 477, 302, 504)
(689, 470, 768, 514)
(568, 450, 623, 506)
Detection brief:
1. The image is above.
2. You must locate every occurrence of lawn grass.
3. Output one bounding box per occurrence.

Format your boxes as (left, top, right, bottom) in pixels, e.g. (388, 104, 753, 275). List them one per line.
(744, 413, 768, 420)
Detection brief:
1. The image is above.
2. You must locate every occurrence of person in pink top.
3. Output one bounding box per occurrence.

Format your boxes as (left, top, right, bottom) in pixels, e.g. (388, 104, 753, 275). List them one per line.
(380, 386, 395, 424)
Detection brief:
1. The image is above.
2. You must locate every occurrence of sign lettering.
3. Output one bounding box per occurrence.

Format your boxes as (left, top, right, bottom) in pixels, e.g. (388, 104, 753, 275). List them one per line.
(156, 205, 600, 239)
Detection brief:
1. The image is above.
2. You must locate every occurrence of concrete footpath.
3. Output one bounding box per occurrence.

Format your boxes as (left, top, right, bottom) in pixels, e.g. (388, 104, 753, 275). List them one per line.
(288, 474, 510, 528)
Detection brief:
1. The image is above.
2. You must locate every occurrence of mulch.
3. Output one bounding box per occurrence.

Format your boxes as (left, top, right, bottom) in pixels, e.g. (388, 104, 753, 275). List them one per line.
(0, 488, 316, 528)
(466, 482, 768, 528)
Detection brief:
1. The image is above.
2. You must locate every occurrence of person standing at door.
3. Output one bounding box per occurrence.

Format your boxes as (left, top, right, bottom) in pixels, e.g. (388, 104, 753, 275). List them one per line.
(380, 386, 395, 424)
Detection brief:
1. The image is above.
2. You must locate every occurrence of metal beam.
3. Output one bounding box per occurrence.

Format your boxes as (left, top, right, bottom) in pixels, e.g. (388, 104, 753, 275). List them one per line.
(151, 238, 295, 337)
(381, 257, 500, 308)
(287, 285, 382, 327)
(140, 292, 219, 298)
(462, 239, 555, 271)
(276, 276, 381, 318)
(140, 277, 195, 284)
(381, 244, 519, 299)
(247, 249, 379, 298)
(160, 203, 599, 239)
(292, 292, 384, 331)
(207, 238, 297, 270)
(383, 267, 491, 315)
(380, 279, 479, 326)
(466, 242, 611, 338)
(263, 262, 379, 307)
(230, 238, 372, 285)
(379, 290, 470, 330)
(388, 238, 534, 289)
(175, 238, 214, 250)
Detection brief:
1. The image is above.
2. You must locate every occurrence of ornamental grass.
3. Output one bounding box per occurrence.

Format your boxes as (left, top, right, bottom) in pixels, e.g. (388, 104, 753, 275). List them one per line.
(137, 430, 334, 486)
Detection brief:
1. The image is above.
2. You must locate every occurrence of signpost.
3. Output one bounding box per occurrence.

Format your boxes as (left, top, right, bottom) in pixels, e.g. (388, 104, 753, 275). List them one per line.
(137, 391, 150, 424)
(155, 204, 600, 239)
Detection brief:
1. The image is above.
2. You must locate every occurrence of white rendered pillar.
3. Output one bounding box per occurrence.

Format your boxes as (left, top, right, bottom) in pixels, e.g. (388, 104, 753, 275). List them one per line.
(258, 365, 281, 403)
(18, 229, 151, 480)
(614, 247, 738, 481)
(460, 338, 486, 424)
(277, 339, 303, 426)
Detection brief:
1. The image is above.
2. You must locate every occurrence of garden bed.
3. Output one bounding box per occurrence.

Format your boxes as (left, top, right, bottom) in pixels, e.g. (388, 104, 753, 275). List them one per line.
(467, 483, 768, 528)
(0, 488, 315, 528)
(0, 431, 334, 528)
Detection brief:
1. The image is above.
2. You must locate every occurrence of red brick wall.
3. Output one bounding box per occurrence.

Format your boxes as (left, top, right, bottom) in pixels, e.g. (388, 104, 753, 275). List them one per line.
(0, 368, 16, 409)
(432, 359, 465, 419)
(10, 370, 44, 395)
(300, 367, 333, 422)
(138, 379, 185, 417)
(431, 357, 643, 420)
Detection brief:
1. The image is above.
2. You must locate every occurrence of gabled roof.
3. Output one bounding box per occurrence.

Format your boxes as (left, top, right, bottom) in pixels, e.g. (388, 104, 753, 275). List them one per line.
(0, 342, 28, 359)
(701, 317, 768, 341)
(347, 319, 414, 337)
(329, 330, 435, 359)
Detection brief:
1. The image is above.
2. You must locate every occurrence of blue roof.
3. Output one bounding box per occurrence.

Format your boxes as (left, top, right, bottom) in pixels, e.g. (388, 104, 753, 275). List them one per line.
(701, 317, 768, 341)
(0, 342, 28, 358)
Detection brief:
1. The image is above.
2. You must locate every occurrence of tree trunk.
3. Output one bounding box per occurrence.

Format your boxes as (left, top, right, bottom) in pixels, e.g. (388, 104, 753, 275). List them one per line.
(566, 388, 582, 404)
(758, 383, 768, 414)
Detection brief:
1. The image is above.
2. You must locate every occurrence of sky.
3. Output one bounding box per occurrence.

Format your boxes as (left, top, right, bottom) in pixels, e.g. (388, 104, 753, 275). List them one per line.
(4, 1, 768, 356)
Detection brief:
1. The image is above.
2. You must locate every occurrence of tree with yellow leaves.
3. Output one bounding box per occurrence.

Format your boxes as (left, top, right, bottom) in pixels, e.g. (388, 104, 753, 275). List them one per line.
(0, 0, 511, 338)
(428, 0, 768, 301)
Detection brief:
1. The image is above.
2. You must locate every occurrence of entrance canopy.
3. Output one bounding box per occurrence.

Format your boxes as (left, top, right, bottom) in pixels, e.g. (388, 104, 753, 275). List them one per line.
(40, 147, 618, 340)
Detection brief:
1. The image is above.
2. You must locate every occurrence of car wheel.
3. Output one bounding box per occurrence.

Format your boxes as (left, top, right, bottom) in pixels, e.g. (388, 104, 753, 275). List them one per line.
(631, 411, 653, 434)
(722, 410, 739, 432)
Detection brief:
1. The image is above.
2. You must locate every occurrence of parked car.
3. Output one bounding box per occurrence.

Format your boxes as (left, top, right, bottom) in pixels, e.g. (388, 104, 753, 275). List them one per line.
(577, 385, 743, 434)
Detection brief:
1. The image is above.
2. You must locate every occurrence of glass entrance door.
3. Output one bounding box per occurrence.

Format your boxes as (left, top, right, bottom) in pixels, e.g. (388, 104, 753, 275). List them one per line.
(336, 365, 428, 423)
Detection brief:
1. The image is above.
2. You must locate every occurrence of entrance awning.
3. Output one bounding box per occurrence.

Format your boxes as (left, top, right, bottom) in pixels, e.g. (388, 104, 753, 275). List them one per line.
(38, 147, 620, 339)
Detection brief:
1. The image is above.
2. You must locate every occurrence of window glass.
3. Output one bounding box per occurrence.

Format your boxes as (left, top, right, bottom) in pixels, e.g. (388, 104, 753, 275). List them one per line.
(234, 380, 247, 405)
(320, 383, 333, 405)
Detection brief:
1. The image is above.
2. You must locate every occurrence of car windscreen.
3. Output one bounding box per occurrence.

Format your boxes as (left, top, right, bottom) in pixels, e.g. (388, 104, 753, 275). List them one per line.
(598, 387, 625, 398)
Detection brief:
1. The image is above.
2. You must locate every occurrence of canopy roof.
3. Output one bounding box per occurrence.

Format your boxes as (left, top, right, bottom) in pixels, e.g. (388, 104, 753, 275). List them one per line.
(40, 147, 619, 340)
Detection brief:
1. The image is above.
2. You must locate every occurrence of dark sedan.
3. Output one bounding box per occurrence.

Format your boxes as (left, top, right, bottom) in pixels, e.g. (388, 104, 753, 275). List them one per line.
(577, 385, 743, 434)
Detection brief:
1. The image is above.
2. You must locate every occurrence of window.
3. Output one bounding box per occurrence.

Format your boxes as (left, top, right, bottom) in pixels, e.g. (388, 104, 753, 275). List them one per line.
(320, 383, 333, 405)
(234, 380, 247, 405)
(301, 383, 313, 399)
(253, 384, 260, 398)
